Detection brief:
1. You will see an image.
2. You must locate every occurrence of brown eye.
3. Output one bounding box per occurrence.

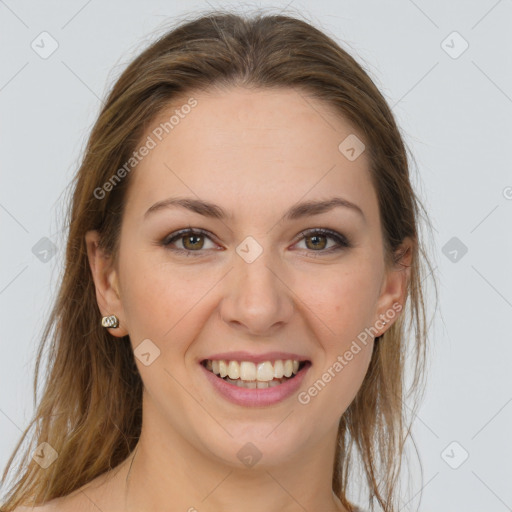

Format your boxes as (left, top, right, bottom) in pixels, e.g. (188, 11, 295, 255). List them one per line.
(162, 228, 217, 255)
(295, 228, 351, 254)
(182, 233, 205, 250)
(304, 233, 328, 250)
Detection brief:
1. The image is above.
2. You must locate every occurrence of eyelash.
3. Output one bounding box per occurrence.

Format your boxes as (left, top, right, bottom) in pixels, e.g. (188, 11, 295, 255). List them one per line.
(161, 227, 351, 257)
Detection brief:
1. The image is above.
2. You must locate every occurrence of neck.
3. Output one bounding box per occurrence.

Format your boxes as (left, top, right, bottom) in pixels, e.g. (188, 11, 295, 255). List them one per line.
(120, 407, 347, 512)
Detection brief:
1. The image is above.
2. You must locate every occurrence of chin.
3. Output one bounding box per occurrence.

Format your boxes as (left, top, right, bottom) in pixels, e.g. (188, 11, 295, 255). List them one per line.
(198, 424, 310, 470)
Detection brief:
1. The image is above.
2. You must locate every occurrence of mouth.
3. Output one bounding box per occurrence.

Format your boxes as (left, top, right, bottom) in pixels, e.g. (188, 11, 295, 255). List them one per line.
(200, 358, 310, 389)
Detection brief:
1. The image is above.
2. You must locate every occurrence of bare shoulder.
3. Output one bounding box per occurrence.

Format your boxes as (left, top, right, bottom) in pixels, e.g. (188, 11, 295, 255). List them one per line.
(10, 484, 102, 512)
(11, 495, 78, 511)
(10, 457, 130, 512)
(11, 503, 59, 512)
(11, 504, 51, 511)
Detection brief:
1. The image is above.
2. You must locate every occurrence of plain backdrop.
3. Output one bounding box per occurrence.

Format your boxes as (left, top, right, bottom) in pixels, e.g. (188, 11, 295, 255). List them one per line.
(1, 1, 511, 511)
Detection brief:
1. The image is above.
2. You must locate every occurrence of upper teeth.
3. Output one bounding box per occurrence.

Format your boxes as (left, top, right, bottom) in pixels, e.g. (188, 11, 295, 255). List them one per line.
(206, 359, 300, 381)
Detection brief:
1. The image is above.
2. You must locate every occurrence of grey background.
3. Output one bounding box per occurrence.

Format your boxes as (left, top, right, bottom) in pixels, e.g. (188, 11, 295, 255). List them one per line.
(1, 1, 511, 510)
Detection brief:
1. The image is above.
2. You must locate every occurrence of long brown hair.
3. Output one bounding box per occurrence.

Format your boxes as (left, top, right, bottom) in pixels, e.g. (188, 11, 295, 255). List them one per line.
(1, 9, 437, 511)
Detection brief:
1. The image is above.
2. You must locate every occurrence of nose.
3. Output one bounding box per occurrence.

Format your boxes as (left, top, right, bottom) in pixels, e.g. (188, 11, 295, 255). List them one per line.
(219, 246, 294, 336)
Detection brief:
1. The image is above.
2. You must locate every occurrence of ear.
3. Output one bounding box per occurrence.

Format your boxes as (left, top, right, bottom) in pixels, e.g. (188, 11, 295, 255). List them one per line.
(85, 230, 129, 337)
(373, 237, 414, 335)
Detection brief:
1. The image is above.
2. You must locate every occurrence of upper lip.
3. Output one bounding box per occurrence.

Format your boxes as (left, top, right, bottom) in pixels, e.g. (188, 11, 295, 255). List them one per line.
(201, 351, 311, 364)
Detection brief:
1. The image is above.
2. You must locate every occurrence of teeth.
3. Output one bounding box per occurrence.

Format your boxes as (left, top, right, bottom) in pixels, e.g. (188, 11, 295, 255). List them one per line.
(240, 361, 256, 381)
(223, 376, 291, 389)
(219, 360, 228, 378)
(256, 361, 274, 381)
(273, 360, 284, 378)
(206, 358, 304, 383)
(228, 360, 240, 380)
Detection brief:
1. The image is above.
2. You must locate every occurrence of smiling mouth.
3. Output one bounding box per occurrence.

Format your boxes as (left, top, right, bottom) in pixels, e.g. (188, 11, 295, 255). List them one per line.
(201, 359, 309, 389)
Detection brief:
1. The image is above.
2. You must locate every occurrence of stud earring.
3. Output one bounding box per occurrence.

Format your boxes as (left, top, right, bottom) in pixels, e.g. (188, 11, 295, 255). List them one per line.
(378, 320, 388, 339)
(101, 314, 119, 328)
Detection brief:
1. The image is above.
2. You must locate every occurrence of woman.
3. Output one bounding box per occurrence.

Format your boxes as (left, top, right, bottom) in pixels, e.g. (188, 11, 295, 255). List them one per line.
(1, 9, 436, 512)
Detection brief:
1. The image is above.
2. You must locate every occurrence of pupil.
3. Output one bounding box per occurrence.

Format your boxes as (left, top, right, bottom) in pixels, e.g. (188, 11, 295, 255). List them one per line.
(308, 235, 325, 250)
(185, 235, 202, 249)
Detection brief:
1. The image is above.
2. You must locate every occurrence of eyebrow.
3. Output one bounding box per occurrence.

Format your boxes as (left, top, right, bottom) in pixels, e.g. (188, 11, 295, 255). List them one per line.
(144, 196, 365, 222)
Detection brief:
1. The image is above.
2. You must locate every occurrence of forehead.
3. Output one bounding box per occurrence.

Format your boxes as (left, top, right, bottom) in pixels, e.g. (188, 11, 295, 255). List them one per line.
(123, 86, 378, 224)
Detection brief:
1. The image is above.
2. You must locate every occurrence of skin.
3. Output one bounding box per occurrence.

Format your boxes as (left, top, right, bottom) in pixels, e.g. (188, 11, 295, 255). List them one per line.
(33, 86, 411, 512)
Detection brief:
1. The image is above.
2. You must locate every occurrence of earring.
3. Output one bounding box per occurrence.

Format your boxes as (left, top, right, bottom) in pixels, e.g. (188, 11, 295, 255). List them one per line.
(101, 314, 119, 328)
(378, 320, 388, 338)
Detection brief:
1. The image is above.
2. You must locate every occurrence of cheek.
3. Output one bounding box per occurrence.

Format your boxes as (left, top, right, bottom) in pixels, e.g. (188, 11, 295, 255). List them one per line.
(300, 279, 375, 419)
(118, 252, 219, 351)
(298, 259, 381, 347)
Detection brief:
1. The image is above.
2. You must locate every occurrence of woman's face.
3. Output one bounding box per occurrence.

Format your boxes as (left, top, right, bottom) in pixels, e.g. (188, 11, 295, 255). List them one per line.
(87, 86, 407, 471)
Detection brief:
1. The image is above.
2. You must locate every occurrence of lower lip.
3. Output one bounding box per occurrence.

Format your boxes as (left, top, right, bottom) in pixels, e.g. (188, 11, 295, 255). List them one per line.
(200, 362, 311, 407)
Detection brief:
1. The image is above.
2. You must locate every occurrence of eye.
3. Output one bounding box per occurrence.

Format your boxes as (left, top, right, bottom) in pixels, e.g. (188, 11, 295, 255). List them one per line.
(161, 227, 351, 257)
(162, 228, 218, 256)
(293, 228, 351, 254)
